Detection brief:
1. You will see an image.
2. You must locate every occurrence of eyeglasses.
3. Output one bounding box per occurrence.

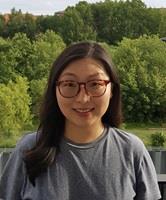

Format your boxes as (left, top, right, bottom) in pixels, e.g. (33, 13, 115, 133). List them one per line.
(56, 80, 110, 98)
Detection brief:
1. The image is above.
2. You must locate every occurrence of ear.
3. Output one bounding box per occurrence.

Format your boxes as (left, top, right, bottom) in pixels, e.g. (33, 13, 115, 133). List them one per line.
(110, 91, 113, 99)
(110, 84, 113, 98)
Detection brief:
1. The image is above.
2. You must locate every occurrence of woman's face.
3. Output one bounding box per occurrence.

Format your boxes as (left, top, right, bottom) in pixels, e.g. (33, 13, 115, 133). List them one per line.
(56, 58, 112, 130)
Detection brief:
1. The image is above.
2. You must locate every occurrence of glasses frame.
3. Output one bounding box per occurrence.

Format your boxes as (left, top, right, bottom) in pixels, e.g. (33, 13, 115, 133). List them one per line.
(56, 79, 111, 98)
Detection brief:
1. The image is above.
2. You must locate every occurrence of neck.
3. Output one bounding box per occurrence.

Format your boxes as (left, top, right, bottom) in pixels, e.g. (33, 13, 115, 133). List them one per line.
(64, 122, 104, 143)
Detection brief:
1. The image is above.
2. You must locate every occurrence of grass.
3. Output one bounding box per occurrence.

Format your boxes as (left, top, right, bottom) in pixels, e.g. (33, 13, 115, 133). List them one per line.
(122, 123, 166, 147)
(0, 123, 166, 148)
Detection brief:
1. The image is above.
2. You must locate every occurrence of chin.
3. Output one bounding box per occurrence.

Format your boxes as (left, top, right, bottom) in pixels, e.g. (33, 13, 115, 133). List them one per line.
(73, 119, 98, 128)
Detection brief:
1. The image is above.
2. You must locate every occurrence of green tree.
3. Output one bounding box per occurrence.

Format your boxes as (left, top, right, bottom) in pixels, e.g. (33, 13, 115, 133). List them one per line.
(3, 8, 36, 39)
(0, 37, 17, 83)
(145, 8, 161, 35)
(75, 1, 94, 26)
(112, 35, 166, 122)
(159, 9, 166, 37)
(60, 6, 96, 44)
(10, 32, 35, 78)
(21, 13, 37, 39)
(91, 0, 113, 43)
(0, 76, 32, 137)
(91, 0, 161, 44)
(0, 15, 5, 36)
(8, 31, 65, 81)
(0, 30, 65, 124)
(36, 14, 61, 34)
(29, 78, 47, 121)
(30, 30, 65, 80)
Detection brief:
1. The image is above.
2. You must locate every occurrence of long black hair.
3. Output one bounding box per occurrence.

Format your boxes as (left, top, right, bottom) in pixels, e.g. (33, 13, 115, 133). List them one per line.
(24, 41, 123, 186)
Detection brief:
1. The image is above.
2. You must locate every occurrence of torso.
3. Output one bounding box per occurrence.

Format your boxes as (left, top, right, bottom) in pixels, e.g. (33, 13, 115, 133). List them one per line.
(21, 127, 138, 200)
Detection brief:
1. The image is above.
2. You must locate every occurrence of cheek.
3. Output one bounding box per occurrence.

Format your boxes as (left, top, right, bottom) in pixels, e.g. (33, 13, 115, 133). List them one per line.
(103, 86, 112, 102)
(56, 89, 64, 112)
(56, 89, 71, 115)
(102, 87, 112, 110)
(95, 91, 111, 113)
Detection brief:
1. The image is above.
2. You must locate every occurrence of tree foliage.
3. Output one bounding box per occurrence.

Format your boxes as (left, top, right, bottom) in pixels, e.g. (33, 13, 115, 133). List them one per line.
(0, 31, 65, 82)
(0, 76, 32, 137)
(0, 37, 17, 83)
(159, 9, 166, 37)
(29, 78, 47, 120)
(112, 35, 166, 122)
(2, 8, 36, 39)
(0, 2, 165, 45)
(91, 0, 162, 44)
(31, 30, 66, 80)
(59, 3, 96, 44)
(10, 33, 35, 77)
(0, 31, 65, 133)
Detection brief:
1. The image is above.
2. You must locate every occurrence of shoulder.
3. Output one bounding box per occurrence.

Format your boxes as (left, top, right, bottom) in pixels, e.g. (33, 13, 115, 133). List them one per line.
(109, 127, 144, 146)
(106, 126, 152, 172)
(107, 126, 146, 156)
(15, 132, 37, 154)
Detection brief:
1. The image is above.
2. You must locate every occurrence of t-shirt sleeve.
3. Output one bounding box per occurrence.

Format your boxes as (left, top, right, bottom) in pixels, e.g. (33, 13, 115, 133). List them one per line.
(134, 144, 161, 200)
(0, 133, 36, 200)
(0, 145, 25, 199)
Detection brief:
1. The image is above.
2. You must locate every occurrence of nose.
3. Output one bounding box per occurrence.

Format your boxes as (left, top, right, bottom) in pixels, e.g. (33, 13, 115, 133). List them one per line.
(75, 85, 90, 103)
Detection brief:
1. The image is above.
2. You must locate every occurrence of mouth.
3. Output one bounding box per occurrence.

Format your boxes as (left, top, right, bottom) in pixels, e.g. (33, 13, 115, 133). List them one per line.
(73, 108, 94, 113)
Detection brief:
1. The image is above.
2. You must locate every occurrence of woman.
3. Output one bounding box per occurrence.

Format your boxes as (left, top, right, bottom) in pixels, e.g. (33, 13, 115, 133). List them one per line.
(0, 42, 161, 199)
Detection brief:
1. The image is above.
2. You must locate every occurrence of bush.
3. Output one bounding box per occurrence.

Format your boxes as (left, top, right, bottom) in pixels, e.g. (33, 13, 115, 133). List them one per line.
(150, 131, 166, 147)
(0, 76, 32, 137)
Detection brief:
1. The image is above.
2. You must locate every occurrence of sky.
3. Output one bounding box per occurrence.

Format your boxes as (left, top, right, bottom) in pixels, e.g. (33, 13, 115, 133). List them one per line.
(0, 0, 166, 15)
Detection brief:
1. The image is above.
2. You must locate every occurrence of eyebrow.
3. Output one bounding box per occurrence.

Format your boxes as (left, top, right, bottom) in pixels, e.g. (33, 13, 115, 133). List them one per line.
(61, 72, 106, 78)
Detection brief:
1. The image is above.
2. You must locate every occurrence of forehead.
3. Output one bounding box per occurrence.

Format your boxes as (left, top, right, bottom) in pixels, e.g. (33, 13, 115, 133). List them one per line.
(60, 58, 108, 78)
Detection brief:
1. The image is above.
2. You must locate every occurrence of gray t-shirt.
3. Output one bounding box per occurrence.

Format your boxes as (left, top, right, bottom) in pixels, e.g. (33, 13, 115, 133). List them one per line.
(0, 127, 161, 200)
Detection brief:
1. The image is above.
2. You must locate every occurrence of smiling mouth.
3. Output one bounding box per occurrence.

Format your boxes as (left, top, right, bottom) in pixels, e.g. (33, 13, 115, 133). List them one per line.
(73, 108, 94, 113)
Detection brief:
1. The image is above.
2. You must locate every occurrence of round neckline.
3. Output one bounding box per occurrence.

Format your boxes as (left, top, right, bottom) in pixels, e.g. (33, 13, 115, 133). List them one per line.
(62, 126, 108, 149)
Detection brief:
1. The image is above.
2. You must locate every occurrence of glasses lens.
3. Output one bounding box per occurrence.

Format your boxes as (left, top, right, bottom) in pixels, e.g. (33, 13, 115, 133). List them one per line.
(59, 81, 78, 97)
(87, 80, 106, 97)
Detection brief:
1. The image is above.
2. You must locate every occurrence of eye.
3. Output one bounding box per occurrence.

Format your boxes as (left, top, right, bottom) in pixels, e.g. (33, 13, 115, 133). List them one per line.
(88, 81, 105, 90)
(89, 80, 104, 87)
(61, 81, 77, 88)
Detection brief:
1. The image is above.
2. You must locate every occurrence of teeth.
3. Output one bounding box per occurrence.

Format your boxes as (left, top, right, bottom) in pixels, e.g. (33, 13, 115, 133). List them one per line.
(75, 108, 92, 113)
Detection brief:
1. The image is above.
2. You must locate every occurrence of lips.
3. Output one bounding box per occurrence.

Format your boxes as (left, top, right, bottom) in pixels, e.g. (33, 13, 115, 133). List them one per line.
(73, 108, 94, 113)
